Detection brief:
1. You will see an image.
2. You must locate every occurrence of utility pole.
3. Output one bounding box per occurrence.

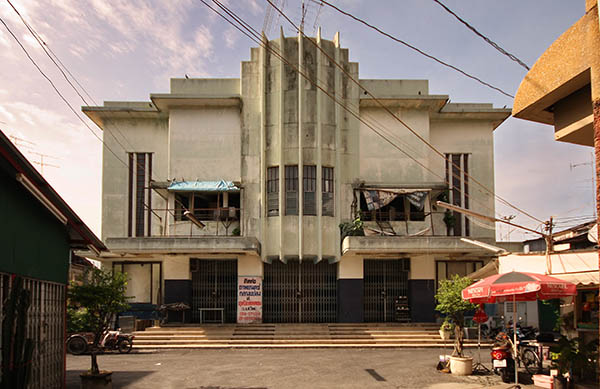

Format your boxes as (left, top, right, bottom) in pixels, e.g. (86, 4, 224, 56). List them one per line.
(436, 201, 554, 273)
(544, 217, 554, 274)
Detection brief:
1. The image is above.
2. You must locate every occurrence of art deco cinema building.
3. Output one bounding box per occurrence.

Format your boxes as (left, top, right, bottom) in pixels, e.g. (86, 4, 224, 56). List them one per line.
(83, 31, 509, 324)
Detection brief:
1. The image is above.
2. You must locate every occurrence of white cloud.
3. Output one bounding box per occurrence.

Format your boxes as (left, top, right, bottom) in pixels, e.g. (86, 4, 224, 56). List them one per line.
(21, 33, 38, 48)
(224, 26, 238, 49)
(0, 104, 16, 122)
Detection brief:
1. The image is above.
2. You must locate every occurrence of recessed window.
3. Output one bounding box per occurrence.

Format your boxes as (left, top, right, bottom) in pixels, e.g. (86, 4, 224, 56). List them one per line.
(445, 153, 470, 236)
(267, 167, 279, 216)
(285, 165, 298, 215)
(322, 167, 334, 217)
(303, 165, 316, 215)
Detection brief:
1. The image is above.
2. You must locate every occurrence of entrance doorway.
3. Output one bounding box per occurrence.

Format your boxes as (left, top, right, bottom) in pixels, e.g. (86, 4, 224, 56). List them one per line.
(363, 259, 410, 322)
(190, 259, 237, 323)
(263, 260, 337, 323)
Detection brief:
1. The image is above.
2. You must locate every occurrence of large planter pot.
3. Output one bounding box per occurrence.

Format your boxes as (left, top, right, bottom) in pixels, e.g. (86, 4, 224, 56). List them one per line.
(553, 375, 568, 389)
(439, 330, 451, 340)
(449, 356, 473, 376)
(81, 371, 113, 389)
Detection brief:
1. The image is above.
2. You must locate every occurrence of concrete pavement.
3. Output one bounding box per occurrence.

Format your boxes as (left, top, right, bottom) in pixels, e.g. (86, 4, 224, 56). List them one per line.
(67, 348, 540, 389)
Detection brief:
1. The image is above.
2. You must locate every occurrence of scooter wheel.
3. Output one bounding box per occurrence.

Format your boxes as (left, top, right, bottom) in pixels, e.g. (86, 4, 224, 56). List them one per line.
(117, 339, 133, 354)
(500, 369, 513, 383)
(67, 336, 88, 355)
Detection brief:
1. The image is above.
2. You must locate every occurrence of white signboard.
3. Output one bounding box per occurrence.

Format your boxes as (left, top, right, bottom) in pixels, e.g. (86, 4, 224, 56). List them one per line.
(237, 276, 262, 323)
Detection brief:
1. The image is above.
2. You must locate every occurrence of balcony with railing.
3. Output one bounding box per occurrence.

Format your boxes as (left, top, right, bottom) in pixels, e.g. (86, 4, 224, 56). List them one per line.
(104, 181, 260, 257)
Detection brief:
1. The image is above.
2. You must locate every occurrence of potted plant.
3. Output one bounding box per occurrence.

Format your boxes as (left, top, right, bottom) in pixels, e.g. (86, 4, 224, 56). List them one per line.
(439, 319, 454, 340)
(339, 211, 365, 241)
(443, 210, 456, 229)
(435, 275, 477, 375)
(68, 268, 130, 389)
(550, 336, 599, 388)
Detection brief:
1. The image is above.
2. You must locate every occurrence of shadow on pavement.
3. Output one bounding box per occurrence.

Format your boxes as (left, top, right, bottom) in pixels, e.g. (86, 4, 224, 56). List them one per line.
(66, 370, 154, 389)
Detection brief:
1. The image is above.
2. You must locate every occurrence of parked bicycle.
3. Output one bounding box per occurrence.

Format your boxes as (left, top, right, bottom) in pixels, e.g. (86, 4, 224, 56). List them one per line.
(518, 340, 543, 374)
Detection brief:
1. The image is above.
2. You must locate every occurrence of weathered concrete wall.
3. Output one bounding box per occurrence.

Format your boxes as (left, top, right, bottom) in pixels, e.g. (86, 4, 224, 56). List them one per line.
(170, 78, 240, 95)
(410, 255, 435, 280)
(163, 256, 190, 279)
(430, 118, 496, 240)
(243, 34, 359, 261)
(168, 108, 241, 181)
(338, 254, 363, 279)
(102, 117, 168, 240)
(358, 107, 431, 184)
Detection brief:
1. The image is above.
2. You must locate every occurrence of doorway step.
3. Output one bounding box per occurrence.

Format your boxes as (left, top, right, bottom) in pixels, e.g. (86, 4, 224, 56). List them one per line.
(132, 323, 491, 349)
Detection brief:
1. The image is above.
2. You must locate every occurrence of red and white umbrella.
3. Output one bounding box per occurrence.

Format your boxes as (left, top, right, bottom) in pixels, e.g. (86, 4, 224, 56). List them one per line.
(462, 271, 577, 386)
(462, 271, 577, 303)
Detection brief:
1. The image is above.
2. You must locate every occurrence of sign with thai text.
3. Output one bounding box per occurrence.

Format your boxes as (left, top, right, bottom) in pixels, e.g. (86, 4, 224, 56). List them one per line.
(237, 276, 262, 323)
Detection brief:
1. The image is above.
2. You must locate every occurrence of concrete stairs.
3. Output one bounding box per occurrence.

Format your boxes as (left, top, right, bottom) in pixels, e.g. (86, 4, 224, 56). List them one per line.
(132, 323, 492, 349)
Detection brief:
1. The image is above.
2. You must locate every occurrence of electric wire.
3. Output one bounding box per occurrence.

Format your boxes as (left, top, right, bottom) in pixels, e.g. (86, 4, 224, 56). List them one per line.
(431, 0, 530, 71)
(206, 0, 508, 223)
(0, 15, 127, 167)
(6, 0, 137, 153)
(313, 0, 515, 99)
(264, 0, 542, 225)
(6, 0, 185, 223)
(0, 14, 165, 221)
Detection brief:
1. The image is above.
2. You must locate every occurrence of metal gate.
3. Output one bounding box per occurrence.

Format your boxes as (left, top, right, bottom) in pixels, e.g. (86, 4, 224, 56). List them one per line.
(263, 260, 337, 323)
(190, 259, 237, 323)
(0, 273, 66, 389)
(363, 259, 410, 322)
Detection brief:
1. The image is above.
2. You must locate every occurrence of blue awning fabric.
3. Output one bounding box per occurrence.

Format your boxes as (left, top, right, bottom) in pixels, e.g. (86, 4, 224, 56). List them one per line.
(167, 180, 240, 192)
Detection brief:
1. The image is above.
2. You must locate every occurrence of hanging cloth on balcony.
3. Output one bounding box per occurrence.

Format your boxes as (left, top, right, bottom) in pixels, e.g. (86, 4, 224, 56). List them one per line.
(406, 191, 427, 211)
(361, 189, 428, 211)
(362, 190, 398, 211)
(167, 180, 240, 192)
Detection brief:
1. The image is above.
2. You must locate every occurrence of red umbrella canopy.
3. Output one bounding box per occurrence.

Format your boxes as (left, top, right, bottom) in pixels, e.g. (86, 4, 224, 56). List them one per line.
(462, 271, 577, 303)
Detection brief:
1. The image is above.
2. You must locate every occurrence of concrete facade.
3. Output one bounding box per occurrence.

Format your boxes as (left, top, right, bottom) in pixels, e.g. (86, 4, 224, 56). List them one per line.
(513, 0, 599, 147)
(84, 33, 510, 323)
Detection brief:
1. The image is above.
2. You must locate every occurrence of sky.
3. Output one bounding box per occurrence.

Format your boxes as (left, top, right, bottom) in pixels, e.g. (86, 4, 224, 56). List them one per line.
(0, 0, 592, 242)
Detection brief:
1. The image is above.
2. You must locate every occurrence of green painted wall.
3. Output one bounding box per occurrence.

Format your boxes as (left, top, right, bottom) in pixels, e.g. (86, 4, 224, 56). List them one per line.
(0, 169, 70, 284)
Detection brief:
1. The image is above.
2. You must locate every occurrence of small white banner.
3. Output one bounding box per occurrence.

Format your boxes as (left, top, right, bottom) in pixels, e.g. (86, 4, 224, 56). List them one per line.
(237, 276, 262, 323)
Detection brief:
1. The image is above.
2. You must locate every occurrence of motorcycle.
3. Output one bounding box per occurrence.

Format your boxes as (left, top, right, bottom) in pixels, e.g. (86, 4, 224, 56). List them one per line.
(67, 329, 135, 355)
(491, 332, 515, 383)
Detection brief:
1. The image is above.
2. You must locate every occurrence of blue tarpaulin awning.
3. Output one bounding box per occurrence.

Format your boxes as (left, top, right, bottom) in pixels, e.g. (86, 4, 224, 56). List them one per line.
(167, 180, 240, 192)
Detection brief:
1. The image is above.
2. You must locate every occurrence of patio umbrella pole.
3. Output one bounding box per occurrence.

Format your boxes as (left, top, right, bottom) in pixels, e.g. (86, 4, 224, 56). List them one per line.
(512, 294, 519, 388)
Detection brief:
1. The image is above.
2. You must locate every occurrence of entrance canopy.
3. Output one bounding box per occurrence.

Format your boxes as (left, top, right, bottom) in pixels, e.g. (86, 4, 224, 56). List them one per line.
(167, 180, 240, 192)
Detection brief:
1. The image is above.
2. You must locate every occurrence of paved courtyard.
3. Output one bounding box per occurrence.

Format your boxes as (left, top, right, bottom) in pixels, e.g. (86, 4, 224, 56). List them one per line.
(66, 348, 539, 389)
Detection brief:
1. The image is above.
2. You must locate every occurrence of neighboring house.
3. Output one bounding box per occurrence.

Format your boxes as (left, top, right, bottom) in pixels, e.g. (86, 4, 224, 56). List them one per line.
(0, 130, 106, 388)
(69, 254, 96, 282)
(511, 0, 599, 339)
(83, 33, 510, 324)
(513, 0, 599, 147)
(500, 221, 598, 337)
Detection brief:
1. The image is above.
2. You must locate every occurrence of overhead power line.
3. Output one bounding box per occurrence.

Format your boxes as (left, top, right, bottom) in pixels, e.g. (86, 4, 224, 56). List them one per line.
(432, 0, 530, 71)
(0, 16, 125, 164)
(6, 0, 136, 154)
(0, 13, 163, 220)
(314, 0, 514, 99)
(201, 0, 518, 222)
(264, 0, 542, 225)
